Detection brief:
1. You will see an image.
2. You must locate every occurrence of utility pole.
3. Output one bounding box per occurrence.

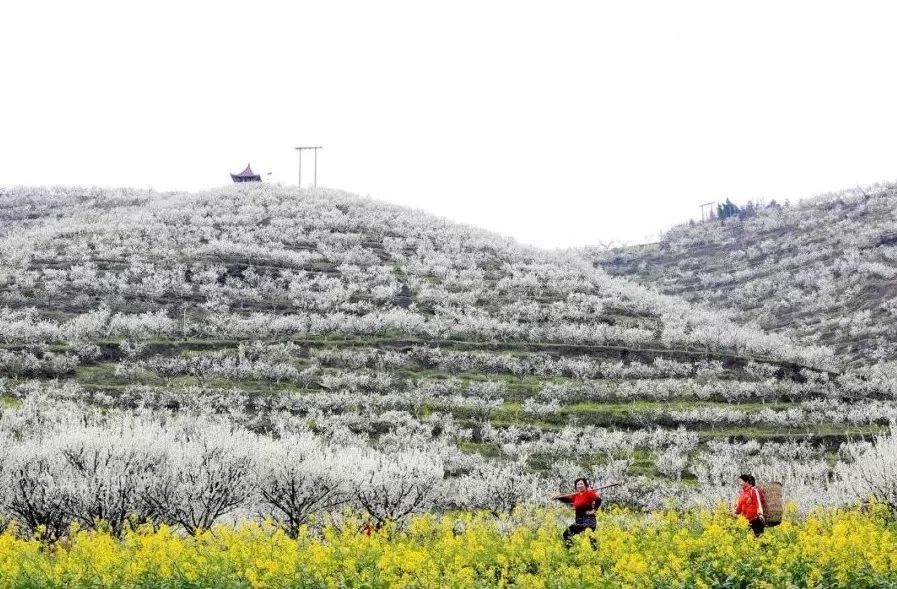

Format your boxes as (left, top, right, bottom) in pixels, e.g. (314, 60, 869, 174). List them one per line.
(294, 146, 323, 187)
(699, 201, 716, 222)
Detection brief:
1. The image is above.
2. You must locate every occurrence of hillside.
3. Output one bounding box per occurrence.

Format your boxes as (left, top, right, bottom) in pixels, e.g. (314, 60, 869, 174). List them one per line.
(0, 184, 892, 537)
(593, 182, 897, 366)
(0, 185, 828, 363)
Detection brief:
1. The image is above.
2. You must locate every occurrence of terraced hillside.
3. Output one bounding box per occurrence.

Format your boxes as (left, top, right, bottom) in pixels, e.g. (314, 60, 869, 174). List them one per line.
(0, 184, 891, 537)
(593, 182, 897, 366)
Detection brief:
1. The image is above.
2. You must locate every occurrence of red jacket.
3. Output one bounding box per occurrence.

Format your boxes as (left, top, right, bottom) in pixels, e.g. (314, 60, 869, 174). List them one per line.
(735, 485, 763, 521)
(560, 489, 601, 523)
(570, 489, 600, 510)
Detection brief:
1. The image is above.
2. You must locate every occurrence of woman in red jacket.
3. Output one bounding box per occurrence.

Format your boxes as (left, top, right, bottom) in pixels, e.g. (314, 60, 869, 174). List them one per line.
(733, 474, 765, 536)
(553, 477, 601, 548)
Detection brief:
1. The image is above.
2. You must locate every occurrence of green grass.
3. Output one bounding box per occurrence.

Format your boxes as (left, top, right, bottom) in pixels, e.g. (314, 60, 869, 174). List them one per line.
(76, 363, 133, 386)
(824, 451, 840, 468)
(0, 395, 21, 409)
(696, 424, 886, 440)
(627, 449, 658, 478)
(562, 400, 797, 413)
(457, 440, 502, 458)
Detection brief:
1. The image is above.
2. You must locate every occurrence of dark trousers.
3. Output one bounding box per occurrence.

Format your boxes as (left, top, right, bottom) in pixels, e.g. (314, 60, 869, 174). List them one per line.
(563, 524, 597, 548)
(749, 518, 765, 537)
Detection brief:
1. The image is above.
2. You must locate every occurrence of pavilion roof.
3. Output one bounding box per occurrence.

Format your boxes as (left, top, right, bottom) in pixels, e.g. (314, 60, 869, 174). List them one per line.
(231, 163, 261, 182)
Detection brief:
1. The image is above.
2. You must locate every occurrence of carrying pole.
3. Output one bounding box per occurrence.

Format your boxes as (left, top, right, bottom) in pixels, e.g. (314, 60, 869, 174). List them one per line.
(596, 481, 624, 491)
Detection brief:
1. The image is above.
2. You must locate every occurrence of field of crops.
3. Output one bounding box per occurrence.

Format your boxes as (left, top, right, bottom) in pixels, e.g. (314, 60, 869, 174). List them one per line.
(0, 505, 895, 588)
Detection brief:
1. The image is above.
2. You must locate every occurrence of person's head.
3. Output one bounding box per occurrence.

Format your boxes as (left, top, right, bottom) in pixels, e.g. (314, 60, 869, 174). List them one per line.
(574, 477, 590, 491)
(738, 474, 755, 489)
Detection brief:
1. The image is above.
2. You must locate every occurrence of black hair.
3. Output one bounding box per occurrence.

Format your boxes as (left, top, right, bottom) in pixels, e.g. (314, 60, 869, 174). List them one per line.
(574, 477, 590, 488)
(739, 474, 756, 486)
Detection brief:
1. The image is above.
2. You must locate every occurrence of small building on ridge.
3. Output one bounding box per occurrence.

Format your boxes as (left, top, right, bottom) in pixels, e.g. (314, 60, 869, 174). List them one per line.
(231, 163, 261, 183)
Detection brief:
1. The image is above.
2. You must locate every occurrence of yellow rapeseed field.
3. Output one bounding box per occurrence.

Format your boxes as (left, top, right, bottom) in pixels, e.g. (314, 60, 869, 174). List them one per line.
(0, 504, 895, 588)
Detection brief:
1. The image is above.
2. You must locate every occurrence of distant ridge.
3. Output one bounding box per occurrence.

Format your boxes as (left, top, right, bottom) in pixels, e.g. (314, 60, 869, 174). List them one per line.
(593, 180, 897, 365)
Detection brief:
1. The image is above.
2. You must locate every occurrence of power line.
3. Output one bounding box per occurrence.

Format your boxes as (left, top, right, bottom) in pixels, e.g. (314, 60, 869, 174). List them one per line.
(294, 146, 323, 188)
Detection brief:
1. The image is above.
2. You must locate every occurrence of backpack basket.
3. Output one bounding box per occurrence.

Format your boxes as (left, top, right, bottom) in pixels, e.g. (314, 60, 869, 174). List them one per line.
(757, 482, 783, 527)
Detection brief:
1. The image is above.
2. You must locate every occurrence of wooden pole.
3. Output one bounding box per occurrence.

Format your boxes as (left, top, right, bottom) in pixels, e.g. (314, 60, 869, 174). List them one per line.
(596, 481, 624, 491)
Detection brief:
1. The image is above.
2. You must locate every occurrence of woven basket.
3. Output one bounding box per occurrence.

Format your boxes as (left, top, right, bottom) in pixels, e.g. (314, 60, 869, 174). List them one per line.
(758, 482, 784, 526)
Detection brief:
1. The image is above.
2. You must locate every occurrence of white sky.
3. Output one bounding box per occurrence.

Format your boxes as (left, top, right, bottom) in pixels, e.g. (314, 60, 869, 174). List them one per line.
(3, 1, 897, 248)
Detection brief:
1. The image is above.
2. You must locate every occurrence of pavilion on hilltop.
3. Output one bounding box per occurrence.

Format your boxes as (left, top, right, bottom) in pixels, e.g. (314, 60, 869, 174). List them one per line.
(231, 163, 261, 183)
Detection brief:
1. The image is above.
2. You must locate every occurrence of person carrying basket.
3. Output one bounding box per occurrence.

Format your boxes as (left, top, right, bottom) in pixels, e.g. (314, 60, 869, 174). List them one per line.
(733, 474, 765, 536)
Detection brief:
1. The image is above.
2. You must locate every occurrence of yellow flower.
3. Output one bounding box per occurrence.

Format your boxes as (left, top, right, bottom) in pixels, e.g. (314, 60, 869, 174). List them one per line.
(0, 505, 896, 587)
